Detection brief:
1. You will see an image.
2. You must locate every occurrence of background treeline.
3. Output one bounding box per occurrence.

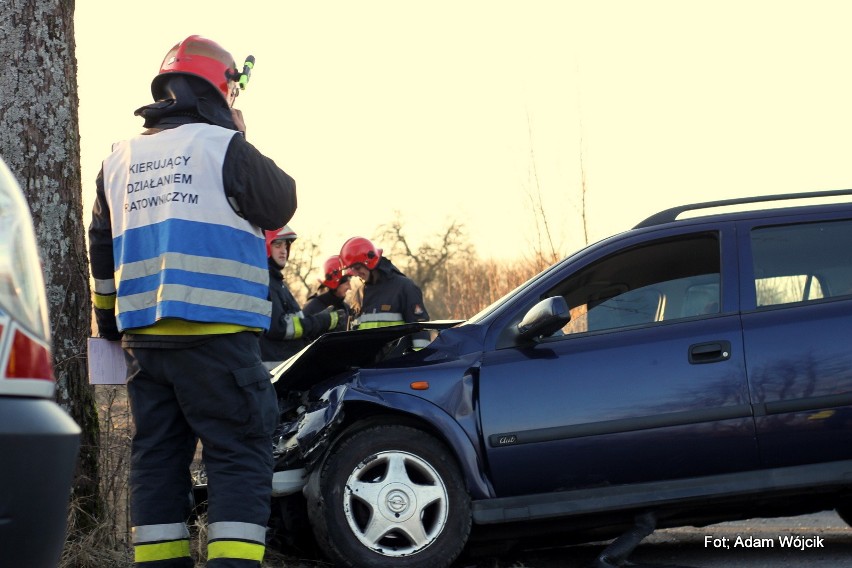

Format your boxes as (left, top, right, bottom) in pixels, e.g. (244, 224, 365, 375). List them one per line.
(285, 215, 564, 321)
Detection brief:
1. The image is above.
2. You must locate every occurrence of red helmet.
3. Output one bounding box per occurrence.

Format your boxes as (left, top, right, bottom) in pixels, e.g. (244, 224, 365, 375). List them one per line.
(152, 35, 240, 106)
(320, 255, 351, 289)
(340, 237, 381, 270)
(265, 225, 297, 257)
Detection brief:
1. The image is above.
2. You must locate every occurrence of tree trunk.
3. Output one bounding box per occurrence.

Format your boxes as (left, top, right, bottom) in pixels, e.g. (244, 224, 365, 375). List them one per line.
(0, 0, 102, 524)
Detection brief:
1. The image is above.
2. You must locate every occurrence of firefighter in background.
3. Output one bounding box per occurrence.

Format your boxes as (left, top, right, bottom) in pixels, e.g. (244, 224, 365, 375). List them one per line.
(303, 255, 353, 319)
(339, 236, 431, 349)
(261, 226, 346, 362)
(88, 35, 296, 568)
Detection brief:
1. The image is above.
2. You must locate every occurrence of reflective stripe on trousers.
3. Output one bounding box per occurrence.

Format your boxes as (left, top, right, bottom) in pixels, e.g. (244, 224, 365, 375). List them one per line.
(207, 521, 267, 564)
(133, 523, 192, 566)
(131, 521, 267, 567)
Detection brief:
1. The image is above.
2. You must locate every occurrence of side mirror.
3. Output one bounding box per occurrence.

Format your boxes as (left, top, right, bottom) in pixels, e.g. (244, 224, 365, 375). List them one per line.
(517, 296, 571, 342)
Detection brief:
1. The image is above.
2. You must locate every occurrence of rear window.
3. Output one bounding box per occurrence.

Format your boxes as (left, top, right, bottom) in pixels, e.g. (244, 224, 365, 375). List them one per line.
(751, 219, 852, 307)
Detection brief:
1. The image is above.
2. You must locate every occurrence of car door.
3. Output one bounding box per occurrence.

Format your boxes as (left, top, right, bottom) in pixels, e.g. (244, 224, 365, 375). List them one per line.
(478, 228, 759, 498)
(740, 214, 852, 468)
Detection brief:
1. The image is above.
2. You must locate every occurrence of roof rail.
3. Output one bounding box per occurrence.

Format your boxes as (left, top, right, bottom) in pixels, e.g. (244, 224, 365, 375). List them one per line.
(634, 188, 852, 229)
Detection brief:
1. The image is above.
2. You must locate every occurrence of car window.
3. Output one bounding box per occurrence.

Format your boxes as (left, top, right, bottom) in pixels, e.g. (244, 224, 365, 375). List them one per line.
(751, 219, 852, 307)
(546, 233, 721, 337)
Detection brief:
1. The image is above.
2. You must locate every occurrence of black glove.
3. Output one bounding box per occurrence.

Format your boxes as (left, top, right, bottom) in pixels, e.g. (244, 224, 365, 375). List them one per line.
(95, 308, 122, 341)
(311, 310, 333, 334)
(333, 309, 349, 331)
(317, 306, 348, 332)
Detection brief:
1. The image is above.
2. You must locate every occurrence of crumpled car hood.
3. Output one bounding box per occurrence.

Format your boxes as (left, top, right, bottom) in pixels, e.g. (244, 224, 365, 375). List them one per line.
(270, 320, 463, 391)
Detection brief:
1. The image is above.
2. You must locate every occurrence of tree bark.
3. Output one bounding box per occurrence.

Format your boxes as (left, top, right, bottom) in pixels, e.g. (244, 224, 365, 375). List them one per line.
(0, 0, 101, 523)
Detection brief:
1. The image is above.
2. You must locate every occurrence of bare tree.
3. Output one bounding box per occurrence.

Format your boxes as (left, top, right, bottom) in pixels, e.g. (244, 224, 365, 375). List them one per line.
(283, 233, 323, 304)
(578, 130, 590, 247)
(525, 112, 562, 269)
(0, 0, 102, 525)
(523, 112, 591, 272)
(375, 214, 475, 319)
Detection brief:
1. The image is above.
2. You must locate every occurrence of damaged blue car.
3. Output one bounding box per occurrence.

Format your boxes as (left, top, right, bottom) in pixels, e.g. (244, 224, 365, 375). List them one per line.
(265, 190, 852, 568)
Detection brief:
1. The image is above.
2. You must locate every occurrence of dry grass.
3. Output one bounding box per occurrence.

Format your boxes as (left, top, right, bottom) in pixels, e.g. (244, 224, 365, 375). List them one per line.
(440, 258, 542, 320)
(59, 386, 132, 567)
(60, 498, 133, 567)
(58, 386, 133, 568)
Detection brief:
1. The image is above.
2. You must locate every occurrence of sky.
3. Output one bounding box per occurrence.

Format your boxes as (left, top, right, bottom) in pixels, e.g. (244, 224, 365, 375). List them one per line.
(75, 1, 852, 262)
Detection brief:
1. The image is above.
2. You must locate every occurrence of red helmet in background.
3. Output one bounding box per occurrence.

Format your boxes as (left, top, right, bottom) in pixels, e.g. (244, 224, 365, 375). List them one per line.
(265, 225, 298, 257)
(320, 255, 351, 289)
(340, 237, 381, 270)
(152, 35, 240, 106)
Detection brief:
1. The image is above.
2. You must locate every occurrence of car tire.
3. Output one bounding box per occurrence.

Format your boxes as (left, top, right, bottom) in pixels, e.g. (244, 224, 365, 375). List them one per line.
(267, 493, 318, 557)
(307, 424, 471, 568)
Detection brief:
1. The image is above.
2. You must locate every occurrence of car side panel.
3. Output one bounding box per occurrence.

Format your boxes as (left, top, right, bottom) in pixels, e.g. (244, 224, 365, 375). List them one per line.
(738, 215, 852, 468)
(742, 302, 852, 467)
(478, 315, 756, 497)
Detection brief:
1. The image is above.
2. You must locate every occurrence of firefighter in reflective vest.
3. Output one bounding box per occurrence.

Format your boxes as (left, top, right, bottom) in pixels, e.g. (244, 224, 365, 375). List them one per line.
(339, 236, 431, 349)
(88, 35, 296, 568)
(260, 226, 346, 363)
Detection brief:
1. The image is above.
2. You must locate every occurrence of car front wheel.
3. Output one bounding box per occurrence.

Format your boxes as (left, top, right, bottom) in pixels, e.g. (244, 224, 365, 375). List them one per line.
(307, 424, 471, 568)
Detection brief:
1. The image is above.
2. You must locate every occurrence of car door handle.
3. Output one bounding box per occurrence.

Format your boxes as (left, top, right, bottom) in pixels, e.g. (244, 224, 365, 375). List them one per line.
(689, 341, 731, 364)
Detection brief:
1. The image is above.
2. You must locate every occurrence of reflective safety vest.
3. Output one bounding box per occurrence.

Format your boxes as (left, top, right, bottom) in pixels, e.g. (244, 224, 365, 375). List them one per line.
(357, 312, 430, 349)
(102, 124, 270, 331)
(357, 311, 405, 328)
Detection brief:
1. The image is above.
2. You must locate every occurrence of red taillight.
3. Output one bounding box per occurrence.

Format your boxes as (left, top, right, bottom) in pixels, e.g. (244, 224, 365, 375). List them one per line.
(6, 328, 54, 380)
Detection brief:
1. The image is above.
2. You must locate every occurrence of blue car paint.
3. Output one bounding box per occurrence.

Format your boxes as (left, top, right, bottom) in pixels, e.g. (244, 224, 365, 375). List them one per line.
(288, 347, 496, 500)
(478, 313, 758, 497)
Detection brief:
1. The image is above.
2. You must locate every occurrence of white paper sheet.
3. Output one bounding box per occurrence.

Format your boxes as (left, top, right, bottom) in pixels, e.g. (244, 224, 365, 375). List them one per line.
(87, 337, 127, 385)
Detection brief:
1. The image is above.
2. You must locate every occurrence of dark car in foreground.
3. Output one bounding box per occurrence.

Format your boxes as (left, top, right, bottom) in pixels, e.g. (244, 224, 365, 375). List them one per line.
(267, 190, 852, 568)
(0, 157, 80, 567)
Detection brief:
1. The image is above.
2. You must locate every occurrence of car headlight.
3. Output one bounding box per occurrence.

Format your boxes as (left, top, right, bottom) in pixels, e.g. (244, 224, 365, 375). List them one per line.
(0, 157, 53, 385)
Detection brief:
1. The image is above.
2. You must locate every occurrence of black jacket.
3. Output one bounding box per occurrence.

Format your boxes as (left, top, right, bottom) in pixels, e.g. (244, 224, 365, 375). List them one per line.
(354, 257, 430, 325)
(351, 257, 432, 350)
(260, 259, 339, 362)
(304, 289, 349, 315)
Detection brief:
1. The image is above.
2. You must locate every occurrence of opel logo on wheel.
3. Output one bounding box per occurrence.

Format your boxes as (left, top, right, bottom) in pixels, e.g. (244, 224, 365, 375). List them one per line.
(386, 490, 409, 513)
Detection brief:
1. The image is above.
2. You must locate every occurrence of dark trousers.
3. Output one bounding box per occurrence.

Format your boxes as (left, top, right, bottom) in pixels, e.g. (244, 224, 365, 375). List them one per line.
(126, 332, 277, 567)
